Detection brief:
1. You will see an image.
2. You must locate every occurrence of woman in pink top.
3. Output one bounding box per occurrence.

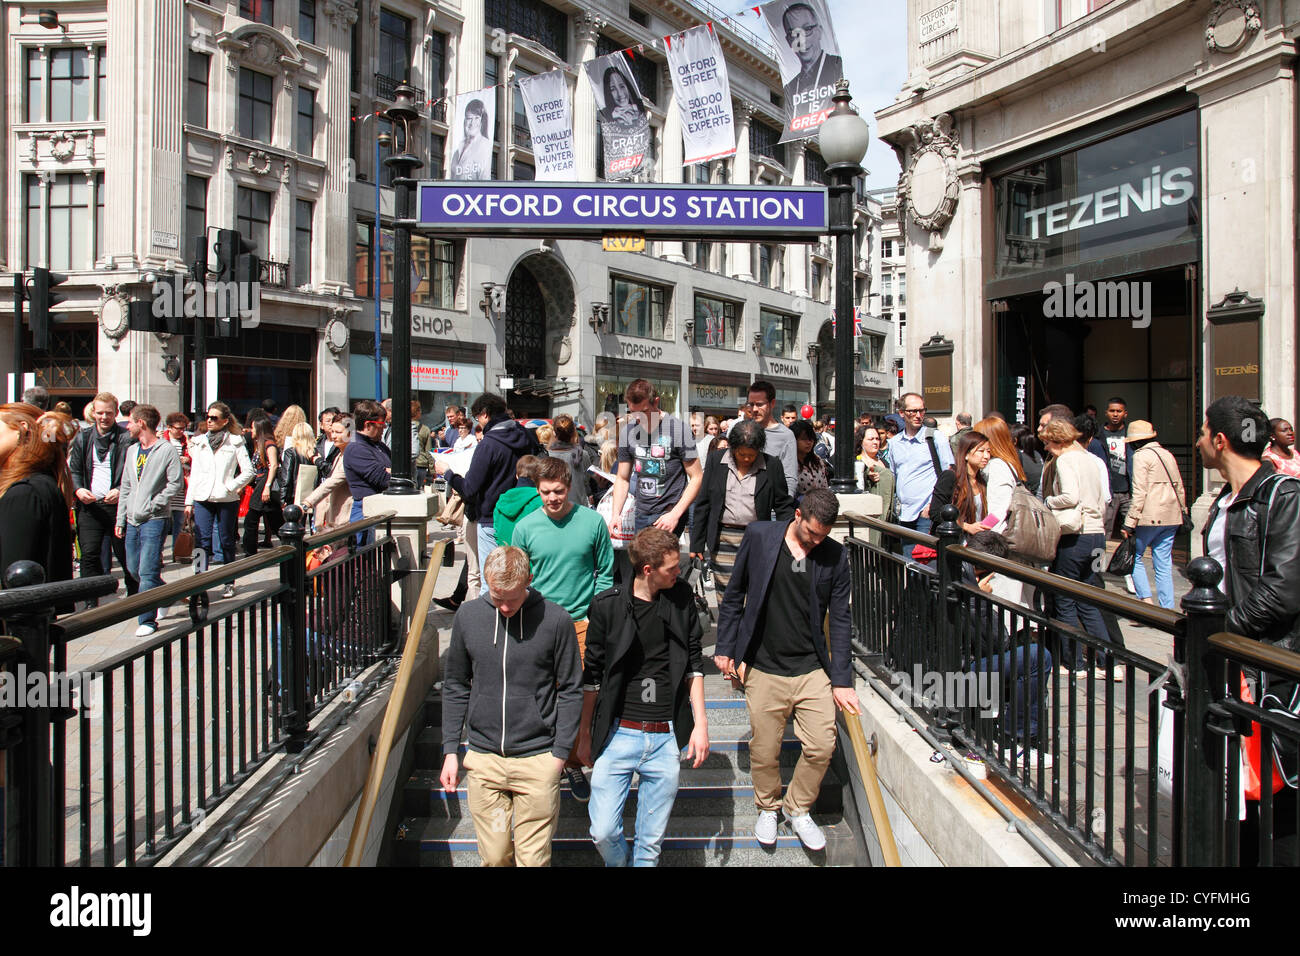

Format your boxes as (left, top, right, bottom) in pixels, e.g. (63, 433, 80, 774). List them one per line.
(1263, 418, 1300, 477)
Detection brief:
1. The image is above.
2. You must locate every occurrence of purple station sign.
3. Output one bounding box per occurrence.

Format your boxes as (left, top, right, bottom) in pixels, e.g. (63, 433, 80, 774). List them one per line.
(416, 182, 828, 241)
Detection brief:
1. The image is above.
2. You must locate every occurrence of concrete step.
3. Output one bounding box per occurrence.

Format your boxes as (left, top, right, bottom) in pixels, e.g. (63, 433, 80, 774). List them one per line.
(394, 814, 840, 867)
(403, 764, 804, 819)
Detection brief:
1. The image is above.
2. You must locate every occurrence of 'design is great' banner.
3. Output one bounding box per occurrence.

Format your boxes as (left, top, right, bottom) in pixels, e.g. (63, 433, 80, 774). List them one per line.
(416, 182, 828, 241)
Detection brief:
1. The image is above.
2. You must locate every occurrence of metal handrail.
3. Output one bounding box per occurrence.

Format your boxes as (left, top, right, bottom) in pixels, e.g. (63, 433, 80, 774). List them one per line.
(838, 710, 902, 866)
(1208, 631, 1300, 679)
(304, 510, 397, 549)
(343, 538, 447, 866)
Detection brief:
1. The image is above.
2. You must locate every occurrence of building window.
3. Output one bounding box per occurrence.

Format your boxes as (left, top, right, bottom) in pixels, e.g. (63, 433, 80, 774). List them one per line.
(296, 87, 315, 155)
(595, 36, 657, 103)
(294, 200, 313, 286)
(694, 294, 740, 349)
(862, 332, 885, 372)
(378, 9, 411, 81)
(97, 48, 107, 118)
(882, 238, 892, 258)
(612, 276, 669, 339)
(45, 174, 93, 272)
(26, 50, 43, 123)
(811, 262, 825, 301)
(750, 120, 784, 167)
(512, 161, 535, 181)
(350, 23, 360, 93)
(239, 68, 274, 143)
(428, 133, 445, 179)
(427, 31, 449, 121)
(513, 68, 532, 150)
(759, 245, 777, 288)
(426, 238, 458, 308)
(486, 0, 568, 61)
(187, 51, 209, 127)
(236, 186, 272, 258)
(898, 272, 906, 305)
(94, 173, 105, 263)
(804, 149, 826, 185)
(50, 48, 93, 123)
(759, 309, 798, 358)
(185, 176, 207, 251)
(354, 221, 373, 297)
(298, 0, 316, 44)
(630, 5, 649, 27)
(240, 0, 274, 25)
(693, 241, 712, 270)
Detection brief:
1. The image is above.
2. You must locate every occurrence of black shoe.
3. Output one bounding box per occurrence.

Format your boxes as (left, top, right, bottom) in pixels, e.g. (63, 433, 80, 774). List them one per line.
(565, 767, 590, 803)
(433, 597, 462, 611)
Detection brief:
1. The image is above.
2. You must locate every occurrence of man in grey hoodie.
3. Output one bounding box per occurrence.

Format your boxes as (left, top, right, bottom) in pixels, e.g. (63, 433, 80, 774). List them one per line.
(115, 404, 184, 637)
(439, 546, 583, 866)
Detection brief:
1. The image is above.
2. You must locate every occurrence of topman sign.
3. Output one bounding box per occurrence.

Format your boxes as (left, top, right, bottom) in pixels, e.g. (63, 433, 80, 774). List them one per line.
(416, 182, 828, 241)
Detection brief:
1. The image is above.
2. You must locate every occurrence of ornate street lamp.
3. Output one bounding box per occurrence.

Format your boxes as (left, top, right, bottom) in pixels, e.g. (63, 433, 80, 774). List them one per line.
(383, 83, 422, 494)
(818, 79, 871, 494)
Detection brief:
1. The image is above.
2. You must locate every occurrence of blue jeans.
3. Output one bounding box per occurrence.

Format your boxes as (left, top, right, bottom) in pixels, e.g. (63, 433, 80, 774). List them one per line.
(171, 510, 186, 552)
(350, 497, 372, 548)
(476, 521, 499, 596)
(1051, 532, 1111, 670)
(899, 515, 932, 561)
(124, 517, 168, 626)
(1131, 525, 1176, 609)
(588, 724, 681, 867)
(192, 500, 239, 567)
(975, 643, 1051, 741)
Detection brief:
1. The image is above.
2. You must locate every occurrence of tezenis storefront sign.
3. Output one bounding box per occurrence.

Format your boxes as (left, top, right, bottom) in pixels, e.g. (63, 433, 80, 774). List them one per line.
(1021, 164, 1195, 240)
(416, 182, 827, 241)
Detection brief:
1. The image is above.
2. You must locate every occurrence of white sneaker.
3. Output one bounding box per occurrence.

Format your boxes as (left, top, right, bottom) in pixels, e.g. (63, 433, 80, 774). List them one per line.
(134, 623, 158, 637)
(754, 809, 779, 846)
(788, 812, 826, 851)
(221, 582, 236, 599)
(155, 605, 166, 622)
(1124, 574, 1137, 595)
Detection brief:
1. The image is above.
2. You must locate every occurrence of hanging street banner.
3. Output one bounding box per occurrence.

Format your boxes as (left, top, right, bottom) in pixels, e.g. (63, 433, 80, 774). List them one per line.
(416, 181, 827, 241)
(447, 87, 497, 181)
(664, 24, 736, 166)
(758, 0, 845, 143)
(516, 71, 577, 181)
(584, 52, 655, 181)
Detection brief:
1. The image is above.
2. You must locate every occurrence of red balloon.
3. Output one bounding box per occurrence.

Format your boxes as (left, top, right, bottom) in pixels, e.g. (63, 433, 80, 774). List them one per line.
(800, 404, 816, 419)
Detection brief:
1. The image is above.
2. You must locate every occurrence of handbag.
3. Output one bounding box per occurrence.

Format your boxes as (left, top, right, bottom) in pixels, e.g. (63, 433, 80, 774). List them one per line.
(173, 518, 195, 562)
(1106, 533, 1136, 576)
(1001, 483, 1062, 561)
(436, 490, 465, 526)
(1151, 450, 1193, 534)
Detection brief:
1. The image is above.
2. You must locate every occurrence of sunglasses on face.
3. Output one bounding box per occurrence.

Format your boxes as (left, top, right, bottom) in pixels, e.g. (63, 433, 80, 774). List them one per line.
(206, 415, 222, 422)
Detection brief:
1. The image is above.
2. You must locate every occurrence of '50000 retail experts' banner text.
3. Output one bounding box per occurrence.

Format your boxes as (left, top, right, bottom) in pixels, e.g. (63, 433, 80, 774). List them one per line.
(416, 182, 828, 241)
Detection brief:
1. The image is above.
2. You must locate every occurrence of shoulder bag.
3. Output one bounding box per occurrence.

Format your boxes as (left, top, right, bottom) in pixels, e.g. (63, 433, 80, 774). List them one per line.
(1001, 482, 1062, 562)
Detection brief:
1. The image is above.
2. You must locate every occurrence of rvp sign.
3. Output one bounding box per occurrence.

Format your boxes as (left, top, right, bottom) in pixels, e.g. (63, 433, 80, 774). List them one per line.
(602, 234, 646, 253)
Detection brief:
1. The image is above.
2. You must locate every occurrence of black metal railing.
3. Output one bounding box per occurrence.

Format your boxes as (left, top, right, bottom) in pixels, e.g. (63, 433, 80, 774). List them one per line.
(848, 505, 1300, 867)
(0, 506, 396, 867)
(373, 73, 425, 104)
(259, 258, 290, 289)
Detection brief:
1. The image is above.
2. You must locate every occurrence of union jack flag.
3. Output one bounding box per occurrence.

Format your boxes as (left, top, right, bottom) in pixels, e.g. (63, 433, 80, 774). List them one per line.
(831, 307, 862, 337)
(704, 306, 723, 347)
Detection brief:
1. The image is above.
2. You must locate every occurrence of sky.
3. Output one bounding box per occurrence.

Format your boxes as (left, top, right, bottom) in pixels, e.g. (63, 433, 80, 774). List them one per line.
(826, 0, 907, 189)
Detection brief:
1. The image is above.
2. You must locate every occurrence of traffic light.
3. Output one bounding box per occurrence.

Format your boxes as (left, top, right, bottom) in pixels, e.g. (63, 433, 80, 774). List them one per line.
(215, 248, 260, 339)
(190, 235, 208, 283)
(30, 267, 68, 352)
(213, 229, 254, 283)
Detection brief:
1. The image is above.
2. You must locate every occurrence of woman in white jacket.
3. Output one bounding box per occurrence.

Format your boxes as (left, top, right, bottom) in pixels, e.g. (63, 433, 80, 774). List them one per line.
(184, 402, 254, 598)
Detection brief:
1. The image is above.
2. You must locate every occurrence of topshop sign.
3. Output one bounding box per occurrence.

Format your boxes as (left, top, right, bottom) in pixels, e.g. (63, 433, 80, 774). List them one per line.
(416, 182, 828, 241)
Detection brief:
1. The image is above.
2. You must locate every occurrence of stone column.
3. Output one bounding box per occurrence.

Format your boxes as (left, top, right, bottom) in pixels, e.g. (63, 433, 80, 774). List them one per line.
(321, 1, 358, 294)
(659, 61, 687, 263)
(573, 13, 603, 182)
(142, 0, 185, 271)
(104, 0, 138, 268)
(456, 0, 486, 97)
(727, 101, 755, 281)
(787, 141, 809, 296)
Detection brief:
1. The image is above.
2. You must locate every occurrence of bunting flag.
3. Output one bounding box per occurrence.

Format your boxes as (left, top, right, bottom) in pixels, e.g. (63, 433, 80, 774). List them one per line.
(584, 52, 655, 181)
(516, 71, 577, 181)
(756, 0, 845, 143)
(664, 24, 736, 166)
(831, 307, 862, 336)
(446, 87, 497, 181)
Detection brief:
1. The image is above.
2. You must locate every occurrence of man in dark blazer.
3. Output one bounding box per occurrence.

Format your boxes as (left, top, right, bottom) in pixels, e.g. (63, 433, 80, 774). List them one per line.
(713, 487, 860, 851)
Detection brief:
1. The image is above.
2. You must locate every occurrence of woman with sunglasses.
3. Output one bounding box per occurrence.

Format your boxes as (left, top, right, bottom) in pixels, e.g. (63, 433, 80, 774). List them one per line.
(184, 402, 255, 598)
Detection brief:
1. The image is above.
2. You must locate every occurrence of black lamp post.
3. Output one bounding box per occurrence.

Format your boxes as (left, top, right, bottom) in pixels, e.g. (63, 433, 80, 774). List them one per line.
(383, 83, 423, 495)
(818, 79, 871, 495)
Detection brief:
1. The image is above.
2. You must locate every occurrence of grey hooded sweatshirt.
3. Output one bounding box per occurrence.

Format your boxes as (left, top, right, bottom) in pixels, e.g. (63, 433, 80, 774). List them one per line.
(441, 588, 583, 761)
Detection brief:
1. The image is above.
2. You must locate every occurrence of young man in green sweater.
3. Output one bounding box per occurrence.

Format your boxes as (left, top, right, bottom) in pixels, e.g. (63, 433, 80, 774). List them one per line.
(493, 455, 543, 546)
(512, 456, 616, 801)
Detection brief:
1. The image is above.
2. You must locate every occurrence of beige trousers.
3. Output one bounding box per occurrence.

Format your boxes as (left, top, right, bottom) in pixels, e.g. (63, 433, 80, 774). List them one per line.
(462, 750, 561, 867)
(744, 666, 837, 817)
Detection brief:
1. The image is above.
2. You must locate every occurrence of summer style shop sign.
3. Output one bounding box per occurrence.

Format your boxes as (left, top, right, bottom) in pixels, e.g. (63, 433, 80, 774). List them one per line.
(416, 182, 828, 241)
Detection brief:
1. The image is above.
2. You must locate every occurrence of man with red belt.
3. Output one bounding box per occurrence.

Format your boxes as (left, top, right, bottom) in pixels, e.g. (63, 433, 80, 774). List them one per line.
(575, 528, 709, 866)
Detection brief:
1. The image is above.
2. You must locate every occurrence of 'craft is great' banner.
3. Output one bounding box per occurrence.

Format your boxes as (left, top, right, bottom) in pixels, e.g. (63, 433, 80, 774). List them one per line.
(664, 24, 736, 166)
(516, 71, 576, 181)
(584, 52, 655, 181)
(758, 0, 845, 143)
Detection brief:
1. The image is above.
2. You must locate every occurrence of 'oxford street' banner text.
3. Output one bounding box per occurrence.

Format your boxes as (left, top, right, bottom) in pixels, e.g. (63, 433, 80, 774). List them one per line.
(664, 24, 736, 166)
(584, 52, 655, 181)
(516, 71, 576, 181)
(416, 182, 827, 241)
(447, 87, 497, 181)
(758, 0, 845, 143)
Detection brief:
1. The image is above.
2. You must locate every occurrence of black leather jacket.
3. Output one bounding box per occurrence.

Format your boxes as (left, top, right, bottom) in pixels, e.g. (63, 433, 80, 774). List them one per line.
(1203, 461, 1300, 651)
(68, 423, 134, 497)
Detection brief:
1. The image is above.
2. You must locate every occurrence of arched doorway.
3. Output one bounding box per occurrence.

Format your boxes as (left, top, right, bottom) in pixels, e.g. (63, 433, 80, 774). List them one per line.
(503, 252, 578, 420)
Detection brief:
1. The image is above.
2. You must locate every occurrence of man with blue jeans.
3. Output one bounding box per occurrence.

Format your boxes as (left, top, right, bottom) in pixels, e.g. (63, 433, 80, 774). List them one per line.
(887, 393, 954, 558)
(115, 405, 184, 637)
(576, 527, 709, 866)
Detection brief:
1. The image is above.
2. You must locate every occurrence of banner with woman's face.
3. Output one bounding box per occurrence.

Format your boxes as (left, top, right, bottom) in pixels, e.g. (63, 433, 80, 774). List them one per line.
(583, 53, 655, 181)
(447, 88, 497, 181)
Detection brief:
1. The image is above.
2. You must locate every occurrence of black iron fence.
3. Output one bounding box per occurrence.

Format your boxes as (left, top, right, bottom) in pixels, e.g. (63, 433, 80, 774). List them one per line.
(0, 506, 397, 867)
(848, 506, 1300, 867)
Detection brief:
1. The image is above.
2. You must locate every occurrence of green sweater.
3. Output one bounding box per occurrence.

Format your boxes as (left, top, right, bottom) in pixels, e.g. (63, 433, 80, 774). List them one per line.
(512, 504, 615, 621)
(493, 485, 542, 546)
